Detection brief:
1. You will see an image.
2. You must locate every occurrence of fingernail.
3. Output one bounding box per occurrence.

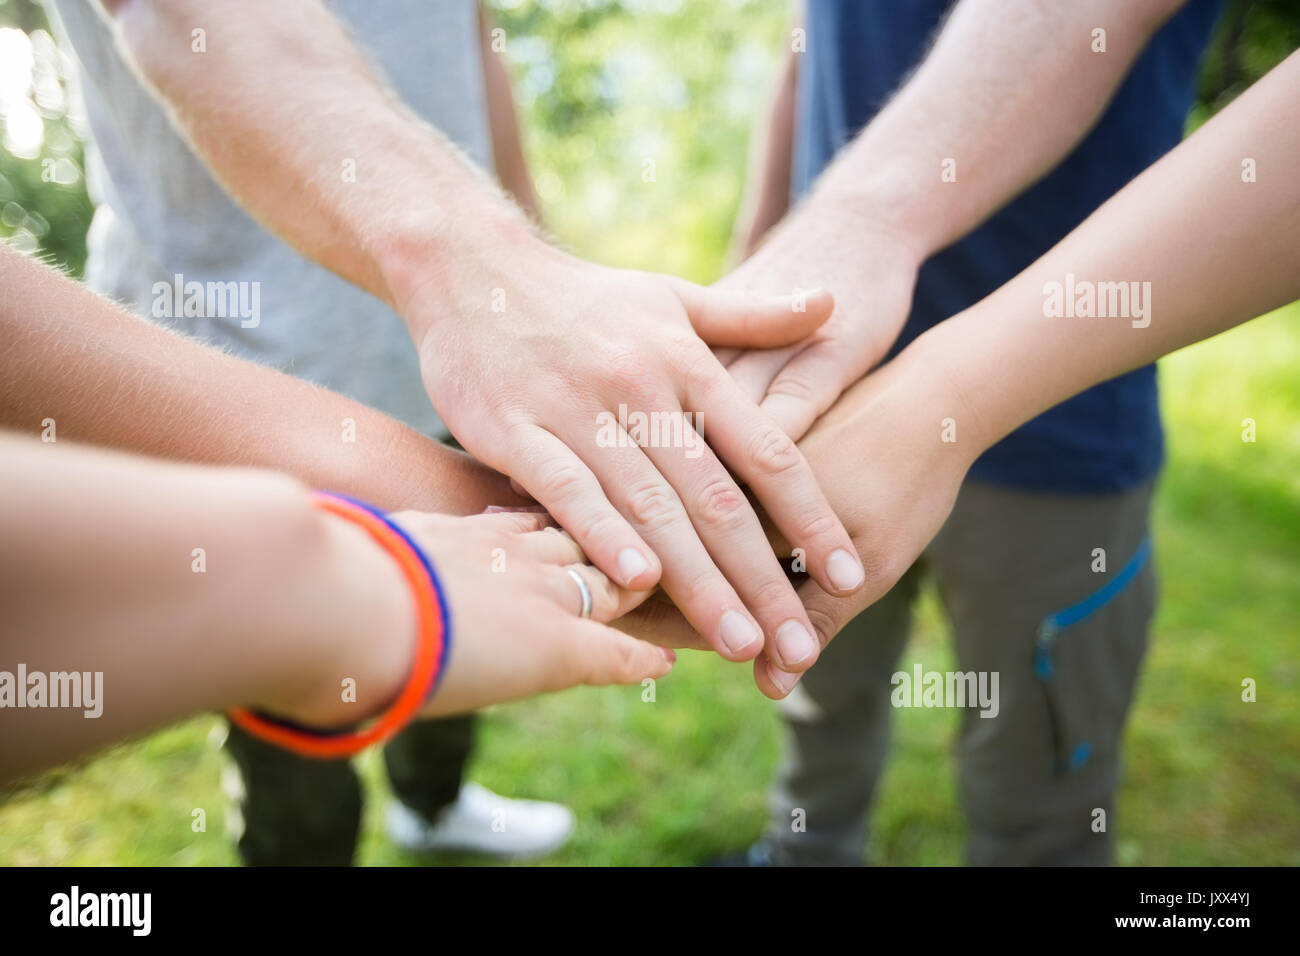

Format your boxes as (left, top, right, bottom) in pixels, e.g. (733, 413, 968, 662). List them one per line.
(827, 548, 865, 592)
(617, 548, 651, 585)
(776, 619, 817, 668)
(719, 610, 762, 656)
(767, 661, 800, 696)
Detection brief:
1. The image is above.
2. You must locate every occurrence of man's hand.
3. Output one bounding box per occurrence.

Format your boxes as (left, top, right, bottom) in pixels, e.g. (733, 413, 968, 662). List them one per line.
(715, 211, 923, 440)
(757, 343, 976, 696)
(394, 241, 866, 678)
(101, 0, 868, 679)
(622, 333, 980, 697)
(714, 0, 1197, 440)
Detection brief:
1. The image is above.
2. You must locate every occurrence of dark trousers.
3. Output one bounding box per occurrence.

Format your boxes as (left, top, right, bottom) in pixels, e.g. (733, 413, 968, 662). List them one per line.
(224, 715, 476, 866)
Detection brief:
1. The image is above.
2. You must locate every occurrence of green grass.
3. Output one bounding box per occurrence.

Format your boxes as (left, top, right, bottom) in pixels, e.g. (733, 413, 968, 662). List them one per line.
(3, 304, 1295, 867)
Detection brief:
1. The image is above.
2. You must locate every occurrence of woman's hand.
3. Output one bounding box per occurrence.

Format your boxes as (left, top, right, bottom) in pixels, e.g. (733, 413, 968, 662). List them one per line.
(745, 341, 979, 697)
(391, 510, 676, 716)
(403, 242, 865, 678)
(612, 336, 983, 699)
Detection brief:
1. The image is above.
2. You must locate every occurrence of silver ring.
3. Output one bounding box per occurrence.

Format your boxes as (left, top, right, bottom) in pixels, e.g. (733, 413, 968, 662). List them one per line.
(566, 567, 593, 619)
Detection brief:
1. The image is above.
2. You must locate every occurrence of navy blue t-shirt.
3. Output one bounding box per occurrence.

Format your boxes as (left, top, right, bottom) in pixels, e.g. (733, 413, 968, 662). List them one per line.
(794, 0, 1224, 493)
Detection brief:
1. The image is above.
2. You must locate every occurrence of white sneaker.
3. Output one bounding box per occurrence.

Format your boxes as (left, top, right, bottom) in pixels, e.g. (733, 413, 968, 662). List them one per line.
(385, 782, 575, 860)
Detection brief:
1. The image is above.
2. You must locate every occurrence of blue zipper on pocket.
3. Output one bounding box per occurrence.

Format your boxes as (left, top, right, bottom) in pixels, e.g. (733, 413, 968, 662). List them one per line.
(1035, 536, 1151, 773)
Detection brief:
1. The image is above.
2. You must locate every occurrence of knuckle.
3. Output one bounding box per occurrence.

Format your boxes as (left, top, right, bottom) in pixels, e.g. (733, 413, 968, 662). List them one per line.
(748, 575, 796, 613)
(792, 508, 840, 546)
(767, 372, 817, 402)
(748, 427, 802, 478)
(612, 639, 642, 683)
(599, 343, 659, 401)
(692, 477, 750, 533)
(592, 574, 621, 619)
(535, 460, 590, 504)
(570, 509, 625, 551)
(678, 342, 721, 392)
(624, 481, 685, 533)
(674, 568, 728, 615)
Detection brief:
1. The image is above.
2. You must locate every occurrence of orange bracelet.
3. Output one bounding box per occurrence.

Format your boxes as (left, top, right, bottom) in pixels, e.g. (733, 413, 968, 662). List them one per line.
(228, 491, 450, 759)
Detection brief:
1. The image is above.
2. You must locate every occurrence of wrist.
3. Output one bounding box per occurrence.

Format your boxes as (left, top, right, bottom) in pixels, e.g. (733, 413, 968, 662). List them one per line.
(735, 196, 924, 363)
(375, 198, 559, 343)
(814, 149, 952, 264)
(258, 494, 416, 728)
(890, 320, 996, 468)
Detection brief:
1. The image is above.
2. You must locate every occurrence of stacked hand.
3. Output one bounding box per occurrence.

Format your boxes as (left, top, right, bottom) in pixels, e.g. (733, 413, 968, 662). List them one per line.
(715, 211, 923, 441)
(618, 333, 980, 697)
(397, 242, 869, 692)
(705, 212, 927, 691)
(387, 510, 676, 717)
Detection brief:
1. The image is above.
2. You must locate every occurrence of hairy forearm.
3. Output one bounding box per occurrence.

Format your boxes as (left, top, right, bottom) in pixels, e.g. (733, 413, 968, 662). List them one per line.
(0, 434, 413, 780)
(802, 0, 1185, 258)
(895, 49, 1300, 456)
(103, 0, 547, 336)
(0, 247, 522, 514)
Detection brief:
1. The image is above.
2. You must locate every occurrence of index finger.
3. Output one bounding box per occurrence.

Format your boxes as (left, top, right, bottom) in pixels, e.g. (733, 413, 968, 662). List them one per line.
(685, 371, 866, 600)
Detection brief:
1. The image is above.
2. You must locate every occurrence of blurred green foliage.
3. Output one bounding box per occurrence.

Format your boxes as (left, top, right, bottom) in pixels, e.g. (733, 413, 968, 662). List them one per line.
(486, 0, 789, 280)
(0, 0, 92, 274)
(1198, 0, 1300, 112)
(2, 0, 1297, 277)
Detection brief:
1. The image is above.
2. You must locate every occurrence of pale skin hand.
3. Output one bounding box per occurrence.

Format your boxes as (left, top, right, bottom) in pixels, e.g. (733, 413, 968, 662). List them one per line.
(719, 0, 1193, 440)
(684, 48, 1300, 682)
(0, 436, 672, 783)
(100, 0, 867, 677)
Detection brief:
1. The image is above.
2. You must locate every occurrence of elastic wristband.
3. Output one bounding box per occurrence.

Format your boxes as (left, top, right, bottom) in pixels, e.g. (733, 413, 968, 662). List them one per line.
(228, 491, 451, 759)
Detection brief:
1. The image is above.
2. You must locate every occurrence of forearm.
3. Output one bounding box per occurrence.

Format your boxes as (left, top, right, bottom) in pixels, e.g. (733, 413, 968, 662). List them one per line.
(778, 49, 1300, 581)
(480, 4, 542, 222)
(0, 246, 522, 514)
(794, 0, 1185, 261)
(0, 434, 413, 780)
(102, 0, 550, 335)
(910, 47, 1300, 454)
(733, 46, 798, 260)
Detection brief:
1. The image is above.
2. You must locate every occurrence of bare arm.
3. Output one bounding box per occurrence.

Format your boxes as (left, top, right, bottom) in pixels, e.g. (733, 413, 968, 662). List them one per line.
(778, 49, 1300, 670)
(0, 245, 520, 515)
(96, 0, 864, 684)
(479, 2, 542, 223)
(0, 435, 414, 779)
(731, 45, 797, 261)
(921, 47, 1300, 454)
(721, 0, 1194, 439)
(0, 434, 672, 783)
(812, 0, 1190, 262)
(100, 0, 504, 308)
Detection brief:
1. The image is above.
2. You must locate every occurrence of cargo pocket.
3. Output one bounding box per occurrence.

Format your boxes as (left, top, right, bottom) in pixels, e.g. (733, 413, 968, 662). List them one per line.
(1033, 537, 1152, 775)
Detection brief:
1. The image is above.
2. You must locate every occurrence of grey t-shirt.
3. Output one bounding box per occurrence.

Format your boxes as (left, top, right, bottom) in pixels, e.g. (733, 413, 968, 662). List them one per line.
(47, 0, 493, 436)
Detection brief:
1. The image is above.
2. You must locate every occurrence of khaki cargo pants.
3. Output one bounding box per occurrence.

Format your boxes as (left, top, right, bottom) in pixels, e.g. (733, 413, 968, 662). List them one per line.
(765, 477, 1157, 866)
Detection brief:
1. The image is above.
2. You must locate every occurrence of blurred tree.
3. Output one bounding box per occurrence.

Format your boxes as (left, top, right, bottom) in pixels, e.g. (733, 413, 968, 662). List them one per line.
(0, 0, 92, 275)
(0, 0, 1295, 279)
(1195, 0, 1300, 125)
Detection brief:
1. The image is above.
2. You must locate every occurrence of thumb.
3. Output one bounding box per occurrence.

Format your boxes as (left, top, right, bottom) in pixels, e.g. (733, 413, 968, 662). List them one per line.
(671, 278, 834, 348)
(759, 339, 864, 440)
